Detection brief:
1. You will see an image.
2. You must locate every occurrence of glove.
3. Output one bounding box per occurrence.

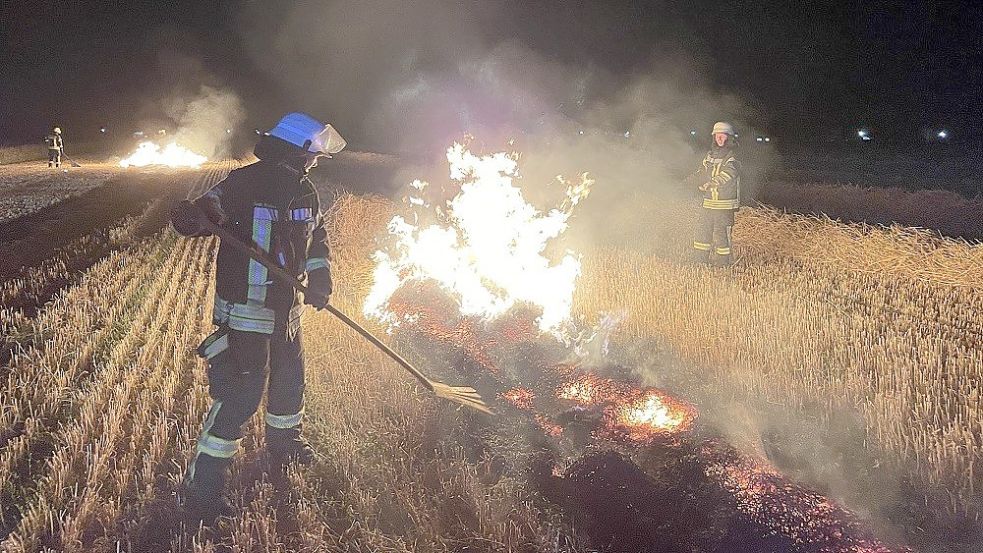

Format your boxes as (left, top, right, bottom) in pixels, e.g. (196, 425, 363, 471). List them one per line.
(304, 266, 332, 310)
(171, 200, 208, 236)
(197, 194, 228, 226)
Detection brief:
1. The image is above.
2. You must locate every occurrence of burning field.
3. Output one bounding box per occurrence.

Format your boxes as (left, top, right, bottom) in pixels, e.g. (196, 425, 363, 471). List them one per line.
(0, 144, 979, 552)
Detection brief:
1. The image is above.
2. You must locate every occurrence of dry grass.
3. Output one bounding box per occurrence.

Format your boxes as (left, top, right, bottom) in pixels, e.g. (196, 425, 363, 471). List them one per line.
(0, 190, 585, 551)
(2, 168, 979, 549)
(757, 181, 983, 240)
(576, 204, 982, 519)
(0, 142, 108, 166)
(0, 161, 121, 223)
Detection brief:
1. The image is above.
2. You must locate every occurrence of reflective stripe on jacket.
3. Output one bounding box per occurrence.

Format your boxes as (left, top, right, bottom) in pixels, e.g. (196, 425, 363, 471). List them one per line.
(194, 160, 331, 334)
(698, 149, 740, 210)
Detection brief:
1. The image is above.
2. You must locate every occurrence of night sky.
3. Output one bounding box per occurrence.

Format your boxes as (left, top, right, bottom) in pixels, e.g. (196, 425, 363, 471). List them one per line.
(1, 0, 980, 150)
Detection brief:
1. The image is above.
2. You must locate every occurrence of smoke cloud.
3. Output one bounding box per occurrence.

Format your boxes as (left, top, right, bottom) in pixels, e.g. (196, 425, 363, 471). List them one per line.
(133, 48, 245, 158)
(165, 84, 245, 158)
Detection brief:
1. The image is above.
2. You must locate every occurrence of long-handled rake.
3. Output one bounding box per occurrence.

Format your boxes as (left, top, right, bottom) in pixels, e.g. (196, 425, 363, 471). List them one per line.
(197, 215, 494, 416)
(61, 152, 83, 168)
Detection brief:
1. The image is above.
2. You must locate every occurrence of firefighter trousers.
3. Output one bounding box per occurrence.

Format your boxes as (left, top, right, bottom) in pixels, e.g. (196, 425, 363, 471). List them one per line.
(693, 208, 735, 264)
(48, 149, 61, 167)
(185, 327, 306, 491)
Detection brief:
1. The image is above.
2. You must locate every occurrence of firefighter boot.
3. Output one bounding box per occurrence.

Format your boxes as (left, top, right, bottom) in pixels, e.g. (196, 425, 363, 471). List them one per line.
(712, 250, 734, 267)
(267, 425, 316, 467)
(183, 453, 234, 525)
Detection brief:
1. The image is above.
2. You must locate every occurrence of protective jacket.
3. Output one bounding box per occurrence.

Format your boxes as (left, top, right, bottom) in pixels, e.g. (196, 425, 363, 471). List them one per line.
(697, 147, 740, 209)
(45, 134, 63, 151)
(187, 160, 330, 334)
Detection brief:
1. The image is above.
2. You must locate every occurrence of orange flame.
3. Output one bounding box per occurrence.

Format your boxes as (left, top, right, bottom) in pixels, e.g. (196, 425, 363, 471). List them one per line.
(556, 374, 697, 443)
(608, 390, 697, 442)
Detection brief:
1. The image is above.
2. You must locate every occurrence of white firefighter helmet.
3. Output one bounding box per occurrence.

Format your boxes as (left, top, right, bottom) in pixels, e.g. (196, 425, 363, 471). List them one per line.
(53, 127, 61, 134)
(711, 122, 735, 136)
(268, 112, 346, 155)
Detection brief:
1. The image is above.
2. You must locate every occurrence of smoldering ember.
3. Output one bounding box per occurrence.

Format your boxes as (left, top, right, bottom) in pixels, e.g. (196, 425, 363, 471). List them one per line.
(1, 2, 981, 552)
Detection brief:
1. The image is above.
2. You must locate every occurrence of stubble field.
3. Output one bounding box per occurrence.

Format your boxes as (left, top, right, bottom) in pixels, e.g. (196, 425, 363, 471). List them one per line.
(0, 156, 979, 552)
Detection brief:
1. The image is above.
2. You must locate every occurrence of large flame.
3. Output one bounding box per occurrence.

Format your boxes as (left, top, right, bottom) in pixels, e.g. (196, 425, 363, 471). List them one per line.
(119, 141, 207, 168)
(364, 143, 593, 338)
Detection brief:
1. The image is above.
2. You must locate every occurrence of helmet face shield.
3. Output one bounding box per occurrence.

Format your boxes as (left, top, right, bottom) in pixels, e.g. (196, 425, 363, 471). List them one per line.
(312, 124, 347, 155)
(267, 112, 347, 156)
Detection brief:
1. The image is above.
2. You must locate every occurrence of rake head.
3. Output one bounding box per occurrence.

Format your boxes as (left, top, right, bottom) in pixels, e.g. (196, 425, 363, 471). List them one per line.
(430, 381, 495, 415)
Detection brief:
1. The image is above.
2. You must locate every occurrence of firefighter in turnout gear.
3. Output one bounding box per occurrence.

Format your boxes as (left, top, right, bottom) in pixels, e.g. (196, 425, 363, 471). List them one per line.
(692, 121, 741, 265)
(45, 127, 64, 167)
(171, 112, 347, 524)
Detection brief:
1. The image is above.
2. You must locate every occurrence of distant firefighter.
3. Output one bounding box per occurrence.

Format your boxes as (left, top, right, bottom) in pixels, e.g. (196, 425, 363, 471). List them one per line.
(171, 112, 346, 524)
(691, 122, 741, 265)
(44, 126, 64, 168)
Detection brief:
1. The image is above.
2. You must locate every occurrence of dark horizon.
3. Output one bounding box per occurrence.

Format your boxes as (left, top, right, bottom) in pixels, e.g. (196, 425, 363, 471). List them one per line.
(1, 1, 980, 152)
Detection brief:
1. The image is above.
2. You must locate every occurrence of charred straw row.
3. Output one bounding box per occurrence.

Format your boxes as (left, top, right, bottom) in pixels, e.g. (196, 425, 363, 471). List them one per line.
(577, 206, 982, 518)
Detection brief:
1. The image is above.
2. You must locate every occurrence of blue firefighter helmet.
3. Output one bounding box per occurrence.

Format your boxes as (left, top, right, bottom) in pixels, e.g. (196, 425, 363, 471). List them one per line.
(267, 112, 347, 155)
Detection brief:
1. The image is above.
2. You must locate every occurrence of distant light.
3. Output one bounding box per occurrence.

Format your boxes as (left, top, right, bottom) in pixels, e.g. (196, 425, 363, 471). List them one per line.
(857, 129, 867, 138)
(99, 127, 106, 134)
(756, 136, 763, 143)
(937, 130, 948, 139)
(624, 130, 630, 138)
(764, 137, 771, 143)
(579, 129, 584, 135)
(133, 131, 144, 137)
(690, 130, 697, 136)
(226, 129, 232, 134)
(158, 129, 166, 135)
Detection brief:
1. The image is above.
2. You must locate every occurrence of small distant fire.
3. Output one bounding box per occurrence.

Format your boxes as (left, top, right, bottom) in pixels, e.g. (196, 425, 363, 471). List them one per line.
(119, 141, 207, 168)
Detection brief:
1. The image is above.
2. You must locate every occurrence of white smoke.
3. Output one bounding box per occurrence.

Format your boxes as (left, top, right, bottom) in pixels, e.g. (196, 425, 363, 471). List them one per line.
(165, 84, 245, 158)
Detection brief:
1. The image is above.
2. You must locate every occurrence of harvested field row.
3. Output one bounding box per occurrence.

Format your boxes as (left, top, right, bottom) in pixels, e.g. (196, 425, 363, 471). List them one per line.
(575, 205, 982, 548)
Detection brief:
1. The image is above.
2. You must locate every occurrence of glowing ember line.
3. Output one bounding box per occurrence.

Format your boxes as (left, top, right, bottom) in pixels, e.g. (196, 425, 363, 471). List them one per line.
(120, 141, 207, 168)
(555, 373, 696, 442)
(557, 373, 618, 406)
(500, 387, 536, 410)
